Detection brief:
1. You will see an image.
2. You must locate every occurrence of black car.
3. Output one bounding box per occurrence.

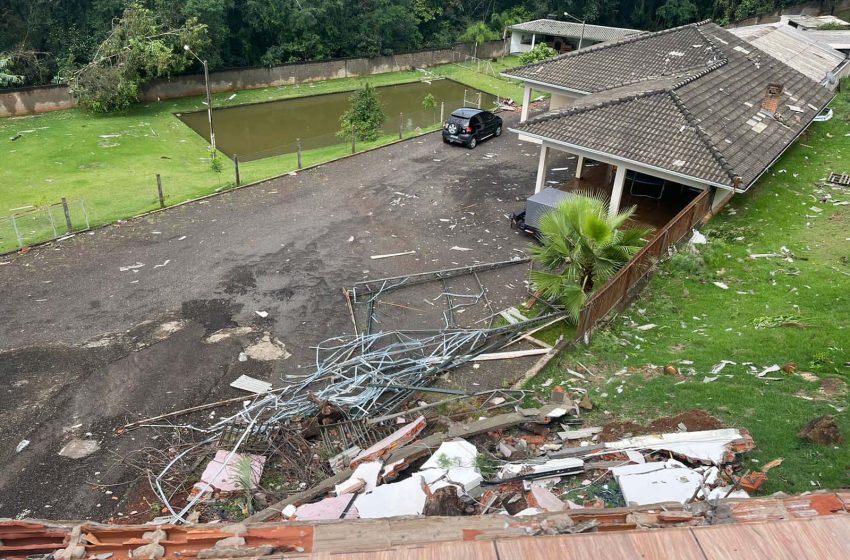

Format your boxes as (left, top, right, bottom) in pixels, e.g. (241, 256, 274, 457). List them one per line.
(442, 108, 502, 149)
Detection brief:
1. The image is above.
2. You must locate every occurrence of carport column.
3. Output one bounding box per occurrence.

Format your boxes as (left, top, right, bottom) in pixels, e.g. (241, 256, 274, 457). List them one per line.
(535, 144, 551, 194)
(609, 165, 627, 217)
(520, 86, 532, 122)
(531, 34, 536, 48)
(575, 155, 584, 180)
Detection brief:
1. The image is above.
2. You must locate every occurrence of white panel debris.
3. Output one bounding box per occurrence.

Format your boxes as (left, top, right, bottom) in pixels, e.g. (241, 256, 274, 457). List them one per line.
(354, 474, 428, 518)
(334, 461, 383, 496)
(229, 375, 272, 394)
(613, 459, 704, 506)
(603, 429, 750, 465)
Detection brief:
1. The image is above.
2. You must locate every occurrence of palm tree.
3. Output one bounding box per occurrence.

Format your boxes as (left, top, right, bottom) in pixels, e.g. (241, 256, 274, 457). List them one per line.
(530, 193, 651, 321)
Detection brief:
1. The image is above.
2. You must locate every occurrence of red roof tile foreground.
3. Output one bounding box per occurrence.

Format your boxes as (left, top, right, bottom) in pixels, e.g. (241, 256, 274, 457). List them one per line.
(2, 491, 849, 559)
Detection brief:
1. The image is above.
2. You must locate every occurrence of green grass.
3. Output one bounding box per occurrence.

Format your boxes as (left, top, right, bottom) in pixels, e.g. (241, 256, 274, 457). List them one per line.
(430, 56, 527, 101)
(0, 57, 524, 253)
(526, 85, 850, 494)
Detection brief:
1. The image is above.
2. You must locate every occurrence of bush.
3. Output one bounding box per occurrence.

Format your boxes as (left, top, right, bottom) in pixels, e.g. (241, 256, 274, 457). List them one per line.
(518, 44, 558, 65)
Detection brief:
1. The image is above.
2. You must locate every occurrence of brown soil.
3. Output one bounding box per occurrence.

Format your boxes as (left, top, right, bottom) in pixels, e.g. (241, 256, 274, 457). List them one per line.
(820, 377, 847, 397)
(597, 410, 726, 443)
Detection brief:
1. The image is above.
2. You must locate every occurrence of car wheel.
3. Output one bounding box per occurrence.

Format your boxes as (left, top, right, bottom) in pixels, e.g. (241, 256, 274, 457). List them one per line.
(442, 137, 450, 144)
(468, 137, 477, 149)
(495, 126, 502, 137)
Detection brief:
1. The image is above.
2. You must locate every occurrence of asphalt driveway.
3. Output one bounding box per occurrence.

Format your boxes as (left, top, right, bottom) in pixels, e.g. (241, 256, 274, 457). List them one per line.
(0, 112, 548, 520)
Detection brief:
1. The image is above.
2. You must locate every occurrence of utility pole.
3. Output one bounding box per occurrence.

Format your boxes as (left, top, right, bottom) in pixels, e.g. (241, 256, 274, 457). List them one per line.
(185, 45, 216, 156)
(564, 12, 587, 50)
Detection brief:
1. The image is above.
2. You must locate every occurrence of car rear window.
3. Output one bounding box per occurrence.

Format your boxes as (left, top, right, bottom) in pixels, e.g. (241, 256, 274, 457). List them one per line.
(447, 114, 469, 125)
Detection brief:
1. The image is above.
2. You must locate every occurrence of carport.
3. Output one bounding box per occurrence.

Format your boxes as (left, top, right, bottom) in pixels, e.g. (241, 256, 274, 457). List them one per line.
(528, 143, 707, 228)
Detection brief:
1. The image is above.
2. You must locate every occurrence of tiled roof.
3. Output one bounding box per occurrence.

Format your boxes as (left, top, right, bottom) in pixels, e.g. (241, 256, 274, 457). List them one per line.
(730, 23, 846, 84)
(504, 24, 721, 93)
(510, 21, 834, 190)
(508, 19, 641, 44)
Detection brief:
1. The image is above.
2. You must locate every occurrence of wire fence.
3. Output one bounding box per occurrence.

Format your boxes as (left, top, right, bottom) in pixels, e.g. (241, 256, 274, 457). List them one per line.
(0, 99, 501, 255)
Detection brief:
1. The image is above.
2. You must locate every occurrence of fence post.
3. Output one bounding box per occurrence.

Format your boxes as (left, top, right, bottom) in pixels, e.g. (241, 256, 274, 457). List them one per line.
(46, 205, 57, 237)
(399, 112, 403, 139)
(61, 197, 73, 232)
(297, 138, 303, 169)
(234, 154, 241, 187)
(440, 101, 444, 124)
(351, 126, 356, 154)
(80, 199, 90, 229)
(156, 174, 165, 208)
(10, 215, 23, 248)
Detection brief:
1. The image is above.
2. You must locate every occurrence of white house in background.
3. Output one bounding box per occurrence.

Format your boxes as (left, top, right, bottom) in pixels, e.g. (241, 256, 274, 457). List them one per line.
(731, 23, 850, 88)
(508, 19, 640, 55)
(780, 14, 850, 30)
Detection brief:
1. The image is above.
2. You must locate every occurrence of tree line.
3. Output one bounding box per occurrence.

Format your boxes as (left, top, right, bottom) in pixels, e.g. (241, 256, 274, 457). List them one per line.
(1, 0, 820, 89)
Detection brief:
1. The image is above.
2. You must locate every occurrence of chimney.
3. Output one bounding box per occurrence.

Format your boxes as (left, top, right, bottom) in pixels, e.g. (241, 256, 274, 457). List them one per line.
(761, 83, 783, 114)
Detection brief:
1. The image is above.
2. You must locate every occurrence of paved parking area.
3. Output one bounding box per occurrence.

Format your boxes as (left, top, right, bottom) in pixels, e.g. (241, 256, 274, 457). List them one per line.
(0, 113, 556, 520)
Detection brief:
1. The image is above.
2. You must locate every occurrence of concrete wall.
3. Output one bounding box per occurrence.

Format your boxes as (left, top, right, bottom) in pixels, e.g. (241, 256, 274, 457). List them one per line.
(0, 40, 507, 118)
(139, 41, 503, 101)
(0, 84, 77, 117)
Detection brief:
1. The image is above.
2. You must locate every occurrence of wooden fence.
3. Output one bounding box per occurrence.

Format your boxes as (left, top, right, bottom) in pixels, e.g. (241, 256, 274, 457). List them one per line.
(575, 188, 713, 339)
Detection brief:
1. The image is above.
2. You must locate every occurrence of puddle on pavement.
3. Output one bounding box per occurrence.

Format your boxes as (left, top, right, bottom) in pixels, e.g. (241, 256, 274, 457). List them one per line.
(177, 79, 496, 161)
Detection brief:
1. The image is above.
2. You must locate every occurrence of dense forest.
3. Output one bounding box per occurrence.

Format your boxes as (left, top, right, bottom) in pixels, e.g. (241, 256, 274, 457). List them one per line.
(0, 0, 828, 87)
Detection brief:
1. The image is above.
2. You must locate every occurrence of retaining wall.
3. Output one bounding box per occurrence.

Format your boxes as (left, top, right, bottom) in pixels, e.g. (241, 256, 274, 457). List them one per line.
(0, 40, 507, 118)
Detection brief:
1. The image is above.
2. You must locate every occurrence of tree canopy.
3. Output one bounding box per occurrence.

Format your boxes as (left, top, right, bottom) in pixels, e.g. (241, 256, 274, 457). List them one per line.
(1, 0, 801, 89)
(339, 83, 386, 142)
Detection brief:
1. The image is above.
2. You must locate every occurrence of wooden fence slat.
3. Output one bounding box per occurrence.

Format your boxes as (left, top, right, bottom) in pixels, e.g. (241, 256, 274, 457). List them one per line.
(576, 189, 712, 339)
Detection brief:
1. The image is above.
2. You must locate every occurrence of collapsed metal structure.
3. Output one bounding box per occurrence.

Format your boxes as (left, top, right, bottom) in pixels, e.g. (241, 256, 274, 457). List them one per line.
(143, 258, 563, 523)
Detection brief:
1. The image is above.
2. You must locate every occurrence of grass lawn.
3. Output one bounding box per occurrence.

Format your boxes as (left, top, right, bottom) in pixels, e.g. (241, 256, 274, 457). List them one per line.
(0, 56, 526, 254)
(525, 85, 850, 493)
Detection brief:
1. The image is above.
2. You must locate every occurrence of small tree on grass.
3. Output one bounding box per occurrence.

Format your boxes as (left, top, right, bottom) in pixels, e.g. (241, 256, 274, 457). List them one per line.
(422, 92, 436, 123)
(530, 193, 651, 321)
(518, 44, 558, 65)
(458, 22, 500, 59)
(338, 83, 385, 142)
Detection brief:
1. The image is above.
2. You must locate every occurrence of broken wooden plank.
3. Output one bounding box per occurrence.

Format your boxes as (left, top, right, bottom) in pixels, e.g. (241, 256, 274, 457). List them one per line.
(557, 427, 603, 441)
(370, 251, 415, 260)
(472, 348, 550, 361)
(511, 336, 569, 389)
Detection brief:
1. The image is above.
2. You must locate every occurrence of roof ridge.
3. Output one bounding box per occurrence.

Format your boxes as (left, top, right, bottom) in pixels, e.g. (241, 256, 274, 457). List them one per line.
(693, 21, 730, 63)
(511, 19, 640, 32)
(520, 88, 670, 127)
(667, 90, 739, 183)
(591, 61, 723, 93)
(505, 20, 712, 75)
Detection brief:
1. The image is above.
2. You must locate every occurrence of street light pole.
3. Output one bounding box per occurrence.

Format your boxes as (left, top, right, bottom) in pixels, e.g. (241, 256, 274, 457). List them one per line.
(184, 45, 216, 157)
(563, 12, 587, 50)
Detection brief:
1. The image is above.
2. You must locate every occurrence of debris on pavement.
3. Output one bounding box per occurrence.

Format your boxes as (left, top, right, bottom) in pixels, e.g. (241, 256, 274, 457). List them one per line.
(369, 251, 415, 260)
(229, 375, 272, 394)
(58, 439, 100, 459)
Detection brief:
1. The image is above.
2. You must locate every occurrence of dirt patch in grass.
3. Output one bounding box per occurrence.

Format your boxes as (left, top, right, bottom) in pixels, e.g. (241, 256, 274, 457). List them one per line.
(820, 377, 847, 397)
(597, 409, 726, 442)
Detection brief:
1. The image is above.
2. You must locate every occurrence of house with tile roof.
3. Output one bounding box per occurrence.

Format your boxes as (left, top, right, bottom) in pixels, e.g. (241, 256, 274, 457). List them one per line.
(731, 23, 850, 87)
(502, 21, 834, 218)
(508, 19, 641, 55)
